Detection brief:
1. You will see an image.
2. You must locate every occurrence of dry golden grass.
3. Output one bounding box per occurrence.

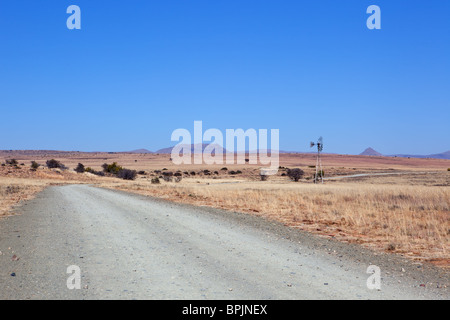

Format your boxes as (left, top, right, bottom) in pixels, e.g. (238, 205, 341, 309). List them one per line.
(0, 178, 50, 217)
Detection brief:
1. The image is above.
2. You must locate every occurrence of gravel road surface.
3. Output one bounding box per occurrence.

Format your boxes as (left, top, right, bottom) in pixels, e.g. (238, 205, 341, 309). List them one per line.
(0, 185, 448, 300)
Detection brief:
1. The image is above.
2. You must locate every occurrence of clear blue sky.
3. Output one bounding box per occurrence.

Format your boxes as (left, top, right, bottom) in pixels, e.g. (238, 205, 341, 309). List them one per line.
(1, 1, 449, 154)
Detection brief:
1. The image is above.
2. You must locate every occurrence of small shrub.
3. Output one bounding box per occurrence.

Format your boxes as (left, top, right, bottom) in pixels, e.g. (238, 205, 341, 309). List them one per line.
(220, 167, 228, 171)
(387, 243, 396, 251)
(287, 168, 304, 182)
(137, 171, 146, 175)
(260, 174, 268, 181)
(236, 170, 242, 174)
(6, 159, 18, 166)
(94, 170, 105, 177)
(151, 177, 160, 184)
(46, 159, 66, 170)
(75, 163, 85, 173)
(46, 159, 59, 168)
(30, 161, 40, 171)
(102, 162, 122, 174)
(85, 167, 105, 176)
(162, 171, 173, 182)
(117, 168, 137, 180)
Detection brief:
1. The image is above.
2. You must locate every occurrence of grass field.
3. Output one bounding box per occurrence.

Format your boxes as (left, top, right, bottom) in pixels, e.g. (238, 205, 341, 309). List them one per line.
(1, 151, 449, 266)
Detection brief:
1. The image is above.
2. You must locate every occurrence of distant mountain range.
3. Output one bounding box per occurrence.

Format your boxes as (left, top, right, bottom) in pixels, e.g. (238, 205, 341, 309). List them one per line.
(128, 145, 450, 159)
(130, 144, 227, 154)
(359, 147, 450, 160)
(131, 145, 305, 155)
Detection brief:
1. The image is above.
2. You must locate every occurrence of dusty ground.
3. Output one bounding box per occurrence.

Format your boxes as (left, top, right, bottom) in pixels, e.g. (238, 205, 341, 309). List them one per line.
(0, 151, 449, 267)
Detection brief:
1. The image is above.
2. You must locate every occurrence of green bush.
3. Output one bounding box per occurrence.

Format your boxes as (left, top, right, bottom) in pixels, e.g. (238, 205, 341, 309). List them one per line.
(30, 161, 40, 171)
(151, 177, 160, 184)
(102, 162, 122, 174)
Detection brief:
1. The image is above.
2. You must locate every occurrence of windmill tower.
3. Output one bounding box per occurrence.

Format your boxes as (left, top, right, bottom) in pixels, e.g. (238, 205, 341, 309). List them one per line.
(310, 136, 324, 184)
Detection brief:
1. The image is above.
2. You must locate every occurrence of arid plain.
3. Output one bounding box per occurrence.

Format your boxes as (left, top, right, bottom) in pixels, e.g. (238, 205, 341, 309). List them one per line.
(1, 150, 449, 267)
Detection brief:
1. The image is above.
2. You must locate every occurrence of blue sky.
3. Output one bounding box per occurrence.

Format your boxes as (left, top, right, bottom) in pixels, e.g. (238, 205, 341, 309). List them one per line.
(0, 1, 449, 154)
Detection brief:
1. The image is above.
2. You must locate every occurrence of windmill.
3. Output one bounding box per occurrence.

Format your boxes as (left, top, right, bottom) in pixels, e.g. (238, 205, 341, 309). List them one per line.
(310, 136, 324, 184)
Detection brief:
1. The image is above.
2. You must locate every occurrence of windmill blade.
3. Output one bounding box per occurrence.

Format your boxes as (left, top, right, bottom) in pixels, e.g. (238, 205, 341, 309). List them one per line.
(318, 137, 323, 152)
(310, 142, 315, 148)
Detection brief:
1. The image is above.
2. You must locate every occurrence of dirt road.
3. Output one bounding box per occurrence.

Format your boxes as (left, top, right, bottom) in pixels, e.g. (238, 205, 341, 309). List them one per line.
(0, 185, 448, 299)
